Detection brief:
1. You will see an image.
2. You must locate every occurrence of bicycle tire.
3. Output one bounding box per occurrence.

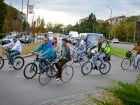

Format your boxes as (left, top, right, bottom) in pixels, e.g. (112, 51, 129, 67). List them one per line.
(47, 66, 57, 78)
(13, 56, 25, 70)
(99, 61, 111, 75)
(0, 57, 4, 70)
(137, 60, 140, 69)
(61, 65, 74, 83)
(81, 61, 92, 75)
(121, 58, 131, 70)
(23, 63, 38, 79)
(39, 70, 51, 85)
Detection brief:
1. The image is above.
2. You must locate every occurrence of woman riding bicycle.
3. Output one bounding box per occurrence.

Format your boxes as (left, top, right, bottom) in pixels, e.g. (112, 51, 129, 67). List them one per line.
(55, 38, 71, 80)
(132, 42, 140, 68)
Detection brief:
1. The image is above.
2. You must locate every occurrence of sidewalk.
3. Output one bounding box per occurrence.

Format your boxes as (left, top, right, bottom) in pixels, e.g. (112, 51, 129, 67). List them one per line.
(40, 90, 102, 105)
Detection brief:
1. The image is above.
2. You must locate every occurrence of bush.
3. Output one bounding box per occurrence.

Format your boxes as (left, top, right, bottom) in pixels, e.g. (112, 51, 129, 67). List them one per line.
(84, 74, 140, 105)
(0, 33, 6, 39)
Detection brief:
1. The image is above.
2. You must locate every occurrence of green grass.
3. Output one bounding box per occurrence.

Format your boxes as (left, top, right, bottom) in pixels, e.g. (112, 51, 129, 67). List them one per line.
(83, 74, 140, 105)
(111, 47, 128, 57)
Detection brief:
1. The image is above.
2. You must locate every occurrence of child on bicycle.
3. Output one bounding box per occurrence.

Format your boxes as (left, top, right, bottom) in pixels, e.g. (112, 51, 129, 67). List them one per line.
(55, 38, 71, 80)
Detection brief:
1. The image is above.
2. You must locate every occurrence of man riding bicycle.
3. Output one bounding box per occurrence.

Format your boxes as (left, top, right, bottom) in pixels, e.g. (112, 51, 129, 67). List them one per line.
(33, 36, 57, 70)
(2, 36, 22, 67)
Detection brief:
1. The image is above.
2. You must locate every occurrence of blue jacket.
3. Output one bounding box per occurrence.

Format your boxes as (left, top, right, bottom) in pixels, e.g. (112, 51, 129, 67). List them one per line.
(34, 40, 57, 59)
(34, 40, 53, 53)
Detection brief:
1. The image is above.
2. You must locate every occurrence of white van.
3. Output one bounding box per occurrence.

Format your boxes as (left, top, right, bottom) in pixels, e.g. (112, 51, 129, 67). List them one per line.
(68, 31, 79, 44)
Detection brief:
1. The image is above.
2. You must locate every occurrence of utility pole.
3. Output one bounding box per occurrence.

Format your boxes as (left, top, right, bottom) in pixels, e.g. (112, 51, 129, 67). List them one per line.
(26, 0, 29, 34)
(21, 0, 23, 32)
(107, 6, 112, 39)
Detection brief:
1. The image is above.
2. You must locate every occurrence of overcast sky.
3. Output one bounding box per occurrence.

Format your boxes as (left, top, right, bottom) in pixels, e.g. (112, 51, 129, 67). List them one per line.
(4, 0, 140, 25)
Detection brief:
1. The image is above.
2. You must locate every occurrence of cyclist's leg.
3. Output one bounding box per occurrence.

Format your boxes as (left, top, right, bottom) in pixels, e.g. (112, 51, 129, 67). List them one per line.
(9, 50, 20, 65)
(99, 53, 106, 64)
(56, 59, 66, 79)
(134, 54, 140, 68)
(93, 53, 99, 69)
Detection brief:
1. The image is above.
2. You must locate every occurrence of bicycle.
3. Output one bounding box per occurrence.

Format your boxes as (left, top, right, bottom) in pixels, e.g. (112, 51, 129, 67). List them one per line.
(81, 50, 111, 75)
(0, 47, 24, 70)
(39, 60, 74, 85)
(69, 49, 88, 66)
(121, 51, 140, 70)
(23, 52, 42, 79)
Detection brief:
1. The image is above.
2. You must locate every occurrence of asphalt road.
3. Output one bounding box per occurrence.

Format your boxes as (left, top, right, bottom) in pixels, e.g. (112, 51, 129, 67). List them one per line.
(0, 55, 139, 105)
(111, 43, 133, 50)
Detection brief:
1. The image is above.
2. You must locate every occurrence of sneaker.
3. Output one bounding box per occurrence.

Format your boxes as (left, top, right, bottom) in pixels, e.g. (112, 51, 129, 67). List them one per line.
(94, 65, 98, 70)
(56, 78, 61, 81)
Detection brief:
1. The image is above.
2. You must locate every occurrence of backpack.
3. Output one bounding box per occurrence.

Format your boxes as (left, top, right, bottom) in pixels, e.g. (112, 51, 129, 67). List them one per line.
(104, 41, 111, 55)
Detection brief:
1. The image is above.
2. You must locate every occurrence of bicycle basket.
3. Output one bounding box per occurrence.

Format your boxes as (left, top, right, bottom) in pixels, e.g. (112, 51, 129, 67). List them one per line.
(125, 51, 132, 58)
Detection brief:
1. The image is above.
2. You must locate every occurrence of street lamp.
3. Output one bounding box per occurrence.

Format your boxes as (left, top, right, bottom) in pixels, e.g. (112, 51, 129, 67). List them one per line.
(107, 6, 113, 39)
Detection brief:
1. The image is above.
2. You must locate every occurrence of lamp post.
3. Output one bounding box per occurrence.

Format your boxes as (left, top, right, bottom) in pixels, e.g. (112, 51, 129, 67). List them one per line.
(107, 6, 112, 39)
(26, 0, 29, 34)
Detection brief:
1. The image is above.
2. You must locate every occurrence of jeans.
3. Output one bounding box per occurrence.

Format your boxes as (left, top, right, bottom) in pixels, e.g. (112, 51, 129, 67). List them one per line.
(134, 54, 140, 67)
(39, 56, 49, 69)
(8, 50, 20, 65)
(99, 53, 106, 64)
(76, 50, 85, 60)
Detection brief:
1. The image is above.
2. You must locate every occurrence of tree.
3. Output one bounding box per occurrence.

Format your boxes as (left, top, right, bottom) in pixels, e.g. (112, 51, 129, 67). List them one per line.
(35, 16, 45, 33)
(0, 0, 6, 33)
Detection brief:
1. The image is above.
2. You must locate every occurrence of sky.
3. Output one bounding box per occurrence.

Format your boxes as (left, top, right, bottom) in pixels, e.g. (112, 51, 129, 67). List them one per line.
(4, 0, 140, 25)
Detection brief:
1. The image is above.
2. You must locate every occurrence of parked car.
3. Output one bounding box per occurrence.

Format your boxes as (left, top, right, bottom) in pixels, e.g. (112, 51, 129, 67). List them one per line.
(1, 35, 14, 45)
(20, 35, 32, 44)
(37, 35, 45, 40)
(112, 38, 120, 43)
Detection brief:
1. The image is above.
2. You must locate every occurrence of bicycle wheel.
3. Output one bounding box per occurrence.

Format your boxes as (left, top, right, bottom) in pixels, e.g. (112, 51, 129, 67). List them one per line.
(47, 66, 57, 78)
(137, 60, 140, 69)
(99, 61, 111, 75)
(0, 57, 4, 70)
(81, 61, 92, 75)
(23, 63, 38, 79)
(39, 70, 51, 85)
(121, 58, 131, 70)
(13, 56, 25, 70)
(61, 65, 74, 83)
(79, 54, 88, 65)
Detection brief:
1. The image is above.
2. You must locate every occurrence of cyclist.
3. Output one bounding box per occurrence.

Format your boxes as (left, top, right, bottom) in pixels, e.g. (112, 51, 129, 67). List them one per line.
(74, 38, 86, 62)
(132, 42, 140, 68)
(2, 36, 22, 67)
(99, 41, 111, 64)
(55, 38, 71, 80)
(34, 36, 57, 70)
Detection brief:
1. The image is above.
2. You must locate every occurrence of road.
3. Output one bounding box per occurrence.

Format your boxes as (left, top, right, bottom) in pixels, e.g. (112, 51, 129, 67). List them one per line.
(0, 56, 139, 105)
(111, 43, 133, 50)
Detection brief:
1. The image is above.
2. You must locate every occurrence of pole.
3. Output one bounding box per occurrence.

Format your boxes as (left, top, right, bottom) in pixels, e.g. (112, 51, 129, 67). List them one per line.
(107, 6, 112, 39)
(26, 0, 29, 34)
(21, 0, 23, 32)
(133, 20, 136, 43)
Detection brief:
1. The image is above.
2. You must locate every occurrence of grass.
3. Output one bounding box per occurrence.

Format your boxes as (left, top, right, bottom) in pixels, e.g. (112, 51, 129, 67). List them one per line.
(111, 46, 128, 57)
(83, 74, 140, 105)
(0, 42, 41, 57)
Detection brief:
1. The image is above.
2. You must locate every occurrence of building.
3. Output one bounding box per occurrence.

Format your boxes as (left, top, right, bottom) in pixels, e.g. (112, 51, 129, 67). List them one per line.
(79, 17, 88, 23)
(106, 15, 126, 24)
